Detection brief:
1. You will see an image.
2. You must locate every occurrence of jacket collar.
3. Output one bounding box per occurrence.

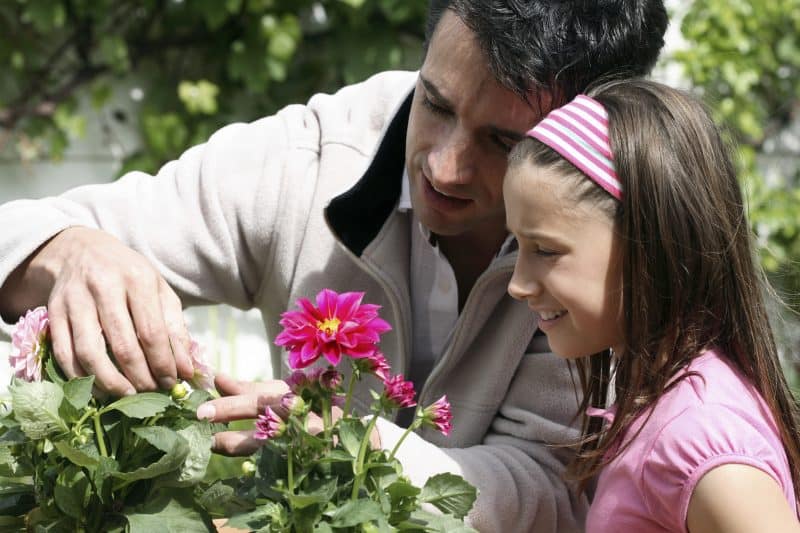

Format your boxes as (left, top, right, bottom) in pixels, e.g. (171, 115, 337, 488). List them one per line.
(324, 90, 413, 256)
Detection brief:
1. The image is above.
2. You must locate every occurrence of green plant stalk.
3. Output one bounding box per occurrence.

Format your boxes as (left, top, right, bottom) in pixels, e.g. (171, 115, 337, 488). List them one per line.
(343, 369, 357, 415)
(351, 414, 380, 500)
(389, 413, 422, 460)
(92, 413, 108, 457)
(287, 446, 295, 494)
(321, 397, 332, 442)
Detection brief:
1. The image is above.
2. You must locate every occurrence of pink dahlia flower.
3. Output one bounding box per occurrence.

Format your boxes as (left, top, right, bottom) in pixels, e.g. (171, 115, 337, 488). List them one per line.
(384, 374, 416, 409)
(364, 351, 391, 382)
(254, 406, 286, 440)
(275, 289, 391, 369)
(422, 395, 453, 436)
(187, 339, 215, 392)
(9, 306, 49, 382)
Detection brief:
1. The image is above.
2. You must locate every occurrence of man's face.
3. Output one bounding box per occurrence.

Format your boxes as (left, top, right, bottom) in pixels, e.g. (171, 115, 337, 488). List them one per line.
(405, 10, 544, 244)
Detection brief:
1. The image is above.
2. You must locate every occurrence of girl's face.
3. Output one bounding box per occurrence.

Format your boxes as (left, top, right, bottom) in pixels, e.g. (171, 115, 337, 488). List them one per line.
(505, 160, 625, 358)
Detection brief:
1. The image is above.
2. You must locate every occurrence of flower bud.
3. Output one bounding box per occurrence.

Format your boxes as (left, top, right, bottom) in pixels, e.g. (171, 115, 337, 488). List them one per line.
(170, 382, 188, 400)
(280, 393, 306, 416)
(241, 460, 256, 477)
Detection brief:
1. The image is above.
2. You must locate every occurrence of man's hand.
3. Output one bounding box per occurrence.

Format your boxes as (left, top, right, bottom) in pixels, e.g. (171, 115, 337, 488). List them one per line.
(198, 374, 291, 456)
(0, 227, 194, 396)
(201, 374, 381, 456)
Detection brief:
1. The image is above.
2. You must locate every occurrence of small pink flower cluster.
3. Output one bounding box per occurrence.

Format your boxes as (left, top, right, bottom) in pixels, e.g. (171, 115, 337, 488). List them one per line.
(383, 374, 416, 409)
(254, 406, 286, 440)
(9, 306, 49, 382)
(422, 395, 453, 436)
(187, 339, 215, 392)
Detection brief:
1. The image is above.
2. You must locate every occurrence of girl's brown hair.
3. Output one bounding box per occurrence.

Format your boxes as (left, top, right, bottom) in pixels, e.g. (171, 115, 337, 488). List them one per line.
(509, 78, 800, 499)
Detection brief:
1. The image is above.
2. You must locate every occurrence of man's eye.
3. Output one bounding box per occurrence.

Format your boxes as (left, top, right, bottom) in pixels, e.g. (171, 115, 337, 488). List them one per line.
(422, 95, 449, 116)
(491, 134, 515, 153)
(535, 248, 560, 257)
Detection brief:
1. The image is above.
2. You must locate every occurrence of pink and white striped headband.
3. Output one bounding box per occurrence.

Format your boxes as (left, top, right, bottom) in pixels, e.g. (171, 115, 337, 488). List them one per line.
(526, 94, 622, 201)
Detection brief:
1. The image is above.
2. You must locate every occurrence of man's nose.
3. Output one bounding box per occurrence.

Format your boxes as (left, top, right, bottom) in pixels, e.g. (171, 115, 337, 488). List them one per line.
(427, 128, 475, 186)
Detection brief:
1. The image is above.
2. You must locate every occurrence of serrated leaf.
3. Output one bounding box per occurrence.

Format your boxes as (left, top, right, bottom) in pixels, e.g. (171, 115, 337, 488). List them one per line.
(159, 423, 213, 486)
(224, 501, 286, 530)
(63, 376, 95, 410)
(328, 499, 384, 527)
(125, 489, 211, 532)
(286, 477, 337, 509)
(53, 441, 99, 468)
(54, 465, 90, 519)
(419, 473, 477, 519)
(337, 417, 366, 458)
(9, 380, 67, 439)
(103, 393, 172, 418)
(113, 427, 189, 483)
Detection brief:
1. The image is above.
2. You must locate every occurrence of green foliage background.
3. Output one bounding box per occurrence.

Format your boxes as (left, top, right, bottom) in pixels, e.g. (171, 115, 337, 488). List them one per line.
(1, 0, 798, 340)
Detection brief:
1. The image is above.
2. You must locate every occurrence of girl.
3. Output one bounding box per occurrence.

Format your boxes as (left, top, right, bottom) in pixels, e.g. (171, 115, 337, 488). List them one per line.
(504, 79, 800, 532)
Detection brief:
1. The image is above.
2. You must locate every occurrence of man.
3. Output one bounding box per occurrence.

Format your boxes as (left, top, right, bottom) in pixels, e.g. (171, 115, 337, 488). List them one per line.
(0, 2, 667, 530)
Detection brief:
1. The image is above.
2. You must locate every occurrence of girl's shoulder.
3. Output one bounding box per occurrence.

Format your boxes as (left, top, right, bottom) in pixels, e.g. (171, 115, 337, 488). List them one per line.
(635, 349, 794, 530)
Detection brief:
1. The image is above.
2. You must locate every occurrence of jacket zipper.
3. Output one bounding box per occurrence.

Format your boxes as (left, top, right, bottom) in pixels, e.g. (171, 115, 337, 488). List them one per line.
(415, 262, 515, 406)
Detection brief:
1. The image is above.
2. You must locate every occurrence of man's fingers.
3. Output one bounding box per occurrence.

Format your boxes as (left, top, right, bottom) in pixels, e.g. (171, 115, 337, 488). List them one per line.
(159, 280, 193, 380)
(47, 303, 86, 379)
(69, 306, 136, 397)
(211, 429, 261, 456)
(128, 275, 176, 389)
(197, 378, 290, 422)
(93, 286, 158, 391)
(215, 374, 290, 398)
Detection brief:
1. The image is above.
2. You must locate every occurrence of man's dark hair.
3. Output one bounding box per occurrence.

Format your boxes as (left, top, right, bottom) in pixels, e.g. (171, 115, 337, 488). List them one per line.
(424, 1, 668, 104)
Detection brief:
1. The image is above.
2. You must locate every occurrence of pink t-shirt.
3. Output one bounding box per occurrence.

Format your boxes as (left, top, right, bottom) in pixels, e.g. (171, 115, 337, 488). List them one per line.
(587, 349, 797, 532)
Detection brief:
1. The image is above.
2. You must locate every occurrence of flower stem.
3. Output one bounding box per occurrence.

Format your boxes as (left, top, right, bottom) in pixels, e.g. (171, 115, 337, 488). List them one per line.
(287, 446, 295, 494)
(92, 413, 108, 457)
(343, 367, 357, 415)
(351, 415, 379, 500)
(321, 397, 332, 442)
(389, 412, 421, 460)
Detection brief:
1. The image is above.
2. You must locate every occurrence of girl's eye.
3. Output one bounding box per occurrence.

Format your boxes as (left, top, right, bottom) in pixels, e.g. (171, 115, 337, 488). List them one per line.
(422, 95, 449, 116)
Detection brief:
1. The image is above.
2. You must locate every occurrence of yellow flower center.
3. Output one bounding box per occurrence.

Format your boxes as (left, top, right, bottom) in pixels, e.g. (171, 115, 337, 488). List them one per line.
(317, 317, 341, 335)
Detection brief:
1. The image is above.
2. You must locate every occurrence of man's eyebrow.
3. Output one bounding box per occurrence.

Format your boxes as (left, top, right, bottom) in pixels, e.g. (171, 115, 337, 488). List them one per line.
(420, 75, 451, 107)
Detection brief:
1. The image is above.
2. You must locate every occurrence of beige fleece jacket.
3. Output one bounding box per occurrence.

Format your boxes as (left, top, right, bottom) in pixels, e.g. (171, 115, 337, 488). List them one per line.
(0, 70, 588, 532)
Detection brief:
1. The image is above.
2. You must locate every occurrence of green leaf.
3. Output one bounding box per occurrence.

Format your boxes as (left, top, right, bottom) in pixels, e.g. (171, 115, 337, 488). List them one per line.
(63, 376, 95, 410)
(178, 80, 220, 115)
(159, 423, 213, 486)
(54, 465, 90, 520)
(404, 509, 478, 532)
(113, 427, 189, 483)
(224, 500, 286, 530)
(9, 380, 68, 439)
(103, 393, 172, 418)
(286, 477, 338, 509)
(0, 482, 35, 517)
(328, 499, 384, 527)
(125, 489, 211, 532)
(337, 417, 366, 458)
(419, 473, 477, 520)
(53, 441, 100, 468)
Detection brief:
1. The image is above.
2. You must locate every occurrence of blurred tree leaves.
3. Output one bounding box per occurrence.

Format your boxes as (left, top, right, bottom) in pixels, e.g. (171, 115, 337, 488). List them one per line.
(2, 0, 798, 312)
(0, 0, 427, 171)
(673, 0, 800, 311)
